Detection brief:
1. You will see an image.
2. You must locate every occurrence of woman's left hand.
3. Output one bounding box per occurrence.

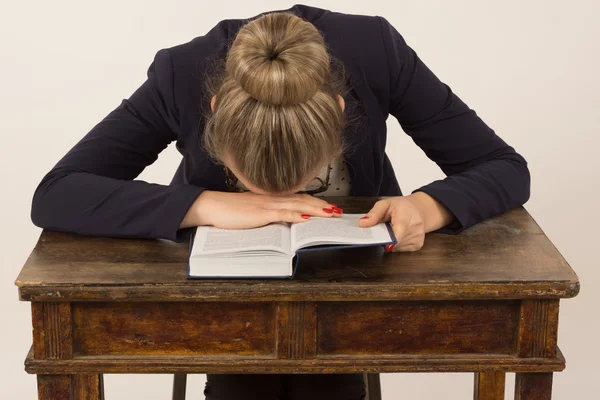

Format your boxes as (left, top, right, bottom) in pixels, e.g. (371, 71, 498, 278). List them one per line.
(358, 192, 454, 252)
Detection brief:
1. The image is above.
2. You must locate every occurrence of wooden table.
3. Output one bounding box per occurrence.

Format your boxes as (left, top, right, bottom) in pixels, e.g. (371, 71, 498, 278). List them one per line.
(15, 197, 579, 400)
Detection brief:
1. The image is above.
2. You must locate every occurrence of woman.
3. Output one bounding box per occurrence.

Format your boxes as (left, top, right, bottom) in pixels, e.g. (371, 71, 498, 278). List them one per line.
(30, 4, 530, 400)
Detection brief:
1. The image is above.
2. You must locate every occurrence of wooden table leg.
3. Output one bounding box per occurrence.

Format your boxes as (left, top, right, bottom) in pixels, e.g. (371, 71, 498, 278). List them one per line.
(515, 373, 553, 400)
(37, 374, 104, 400)
(474, 372, 506, 400)
(38, 375, 71, 400)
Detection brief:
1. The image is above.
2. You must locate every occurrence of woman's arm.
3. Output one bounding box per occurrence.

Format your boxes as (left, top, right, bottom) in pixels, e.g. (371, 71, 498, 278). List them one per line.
(31, 48, 339, 240)
(31, 49, 204, 242)
(378, 16, 531, 233)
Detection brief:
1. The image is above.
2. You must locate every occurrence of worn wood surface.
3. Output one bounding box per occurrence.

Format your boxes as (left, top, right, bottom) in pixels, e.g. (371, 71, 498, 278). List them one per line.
(25, 298, 564, 376)
(515, 372, 553, 400)
(72, 302, 275, 356)
(64, 300, 526, 358)
(15, 199, 579, 302)
(17, 197, 578, 400)
(72, 374, 104, 400)
(32, 302, 73, 359)
(37, 375, 71, 400)
(37, 374, 103, 400)
(518, 299, 560, 358)
(26, 354, 566, 375)
(474, 372, 506, 400)
(25, 345, 566, 374)
(318, 301, 519, 355)
(276, 302, 317, 359)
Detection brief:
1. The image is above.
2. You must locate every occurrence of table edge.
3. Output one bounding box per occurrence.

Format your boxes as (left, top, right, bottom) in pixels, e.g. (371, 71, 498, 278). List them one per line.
(23, 346, 567, 374)
(16, 280, 580, 302)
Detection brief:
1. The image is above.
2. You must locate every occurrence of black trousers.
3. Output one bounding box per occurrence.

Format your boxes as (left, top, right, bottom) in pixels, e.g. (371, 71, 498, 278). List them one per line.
(204, 373, 367, 400)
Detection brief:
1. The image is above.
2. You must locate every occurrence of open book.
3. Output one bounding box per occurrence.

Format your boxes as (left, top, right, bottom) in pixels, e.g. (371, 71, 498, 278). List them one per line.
(187, 214, 396, 279)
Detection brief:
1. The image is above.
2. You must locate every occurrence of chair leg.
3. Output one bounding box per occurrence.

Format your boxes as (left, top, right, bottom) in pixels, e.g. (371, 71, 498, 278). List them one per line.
(99, 374, 105, 400)
(172, 374, 187, 400)
(364, 373, 382, 400)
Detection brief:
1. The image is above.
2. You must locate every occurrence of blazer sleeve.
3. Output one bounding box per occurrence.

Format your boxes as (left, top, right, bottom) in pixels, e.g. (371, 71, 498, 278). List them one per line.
(378, 16, 531, 233)
(30, 49, 205, 242)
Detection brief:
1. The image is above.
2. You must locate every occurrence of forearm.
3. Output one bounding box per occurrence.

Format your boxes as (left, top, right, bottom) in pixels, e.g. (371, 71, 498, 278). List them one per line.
(413, 157, 531, 233)
(32, 172, 204, 242)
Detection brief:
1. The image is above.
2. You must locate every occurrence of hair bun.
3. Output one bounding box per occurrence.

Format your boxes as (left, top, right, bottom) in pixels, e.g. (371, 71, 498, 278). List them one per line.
(226, 12, 330, 106)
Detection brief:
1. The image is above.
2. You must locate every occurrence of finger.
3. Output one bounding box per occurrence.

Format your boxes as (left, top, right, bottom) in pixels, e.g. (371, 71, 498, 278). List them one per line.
(358, 199, 392, 227)
(284, 193, 334, 209)
(271, 194, 342, 213)
(299, 194, 343, 215)
(265, 208, 314, 224)
(299, 194, 344, 217)
(266, 198, 337, 218)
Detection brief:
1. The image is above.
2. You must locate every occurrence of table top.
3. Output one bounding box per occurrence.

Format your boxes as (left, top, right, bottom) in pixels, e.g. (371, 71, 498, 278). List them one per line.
(15, 197, 579, 302)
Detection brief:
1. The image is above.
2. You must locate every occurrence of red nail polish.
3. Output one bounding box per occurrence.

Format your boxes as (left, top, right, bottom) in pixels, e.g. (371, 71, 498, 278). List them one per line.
(323, 208, 333, 213)
(327, 202, 337, 207)
(384, 244, 395, 253)
(332, 207, 343, 214)
(360, 216, 369, 220)
(301, 214, 311, 219)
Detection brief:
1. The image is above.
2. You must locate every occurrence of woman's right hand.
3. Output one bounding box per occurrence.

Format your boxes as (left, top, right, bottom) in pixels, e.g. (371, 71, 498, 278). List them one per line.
(179, 190, 342, 230)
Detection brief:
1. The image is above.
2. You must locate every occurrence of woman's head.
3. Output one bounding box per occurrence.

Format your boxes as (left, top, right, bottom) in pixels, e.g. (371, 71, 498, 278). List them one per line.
(202, 11, 349, 195)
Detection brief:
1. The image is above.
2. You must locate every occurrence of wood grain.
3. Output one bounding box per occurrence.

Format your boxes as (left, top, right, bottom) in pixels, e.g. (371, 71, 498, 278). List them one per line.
(24, 351, 566, 374)
(518, 300, 559, 358)
(474, 372, 506, 400)
(72, 374, 103, 400)
(18, 281, 579, 302)
(37, 375, 71, 400)
(32, 302, 73, 359)
(15, 203, 580, 302)
(36, 373, 104, 400)
(276, 302, 316, 359)
(16, 198, 579, 400)
(515, 373, 553, 400)
(72, 302, 276, 356)
(317, 301, 520, 355)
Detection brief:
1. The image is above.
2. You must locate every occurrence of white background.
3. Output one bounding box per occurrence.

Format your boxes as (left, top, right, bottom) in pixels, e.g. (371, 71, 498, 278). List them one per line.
(1, 1, 598, 399)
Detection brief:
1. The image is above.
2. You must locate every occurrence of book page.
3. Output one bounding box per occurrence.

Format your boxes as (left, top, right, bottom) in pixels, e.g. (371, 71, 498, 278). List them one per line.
(290, 214, 393, 252)
(191, 222, 291, 256)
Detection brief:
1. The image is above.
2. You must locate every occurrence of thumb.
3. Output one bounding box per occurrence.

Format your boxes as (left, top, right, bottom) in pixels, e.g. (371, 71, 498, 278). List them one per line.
(358, 199, 391, 227)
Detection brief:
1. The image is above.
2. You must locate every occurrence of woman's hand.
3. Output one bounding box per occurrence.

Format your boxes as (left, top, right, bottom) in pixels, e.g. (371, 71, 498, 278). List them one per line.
(358, 192, 454, 252)
(180, 190, 342, 230)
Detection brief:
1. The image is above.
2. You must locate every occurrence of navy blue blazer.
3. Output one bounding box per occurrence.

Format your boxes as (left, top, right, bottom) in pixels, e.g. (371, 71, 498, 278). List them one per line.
(31, 4, 530, 242)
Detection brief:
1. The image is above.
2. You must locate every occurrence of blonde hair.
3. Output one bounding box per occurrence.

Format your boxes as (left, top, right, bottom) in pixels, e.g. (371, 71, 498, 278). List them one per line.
(201, 11, 350, 193)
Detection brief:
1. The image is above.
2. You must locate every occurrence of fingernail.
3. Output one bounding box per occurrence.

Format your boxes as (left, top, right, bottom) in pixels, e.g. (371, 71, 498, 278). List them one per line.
(301, 214, 311, 219)
(360, 216, 369, 220)
(332, 207, 343, 214)
(327, 202, 337, 207)
(384, 244, 395, 253)
(323, 208, 334, 214)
